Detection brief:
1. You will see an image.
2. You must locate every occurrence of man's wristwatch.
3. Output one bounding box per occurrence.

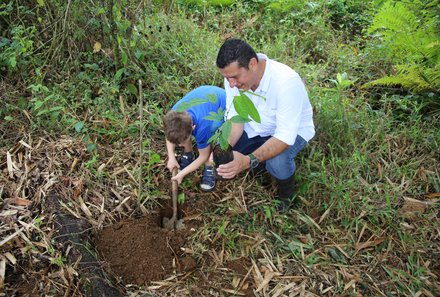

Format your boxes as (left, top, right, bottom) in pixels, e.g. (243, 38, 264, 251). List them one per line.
(248, 153, 259, 169)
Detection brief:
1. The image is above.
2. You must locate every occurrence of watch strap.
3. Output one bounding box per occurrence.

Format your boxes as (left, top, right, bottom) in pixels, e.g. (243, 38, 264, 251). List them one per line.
(248, 153, 259, 169)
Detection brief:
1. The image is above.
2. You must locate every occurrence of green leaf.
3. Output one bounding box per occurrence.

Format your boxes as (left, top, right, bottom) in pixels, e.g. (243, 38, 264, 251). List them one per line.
(327, 248, 347, 264)
(230, 115, 250, 123)
(177, 192, 185, 204)
(8, 56, 16, 68)
(37, 0, 44, 7)
(219, 120, 232, 150)
(148, 153, 161, 165)
(34, 100, 44, 110)
(49, 106, 63, 112)
(4, 116, 13, 121)
(84, 63, 99, 71)
(74, 121, 85, 133)
(121, 52, 128, 65)
(207, 129, 221, 145)
(204, 111, 223, 122)
(96, 7, 105, 15)
(18, 97, 27, 109)
(219, 137, 229, 151)
(126, 83, 138, 96)
(175, 98, 208, 112)
(233, 93, 261, 123)
(114, 68, 125, 81)
(36, 108, 50, 116)
(134, 50, 145, 60)
(87, 143, 97, 153)
(206, 93, 218, 104)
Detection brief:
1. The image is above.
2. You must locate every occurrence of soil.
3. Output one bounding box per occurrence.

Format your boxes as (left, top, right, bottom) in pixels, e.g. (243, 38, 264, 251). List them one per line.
(93, 188, 209, 286)
(94, 213, 194, 285)
(92, 187, 255, 296)
(213, 144, 234, 182)
(213, 144, 234, 167)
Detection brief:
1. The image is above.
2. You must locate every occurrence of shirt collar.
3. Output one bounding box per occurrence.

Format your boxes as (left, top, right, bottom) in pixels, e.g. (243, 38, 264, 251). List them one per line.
(255, 53, 270, 95)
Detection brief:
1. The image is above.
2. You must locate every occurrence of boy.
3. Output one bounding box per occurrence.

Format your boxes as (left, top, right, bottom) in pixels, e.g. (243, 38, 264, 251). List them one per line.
(164, 85, 226, 191)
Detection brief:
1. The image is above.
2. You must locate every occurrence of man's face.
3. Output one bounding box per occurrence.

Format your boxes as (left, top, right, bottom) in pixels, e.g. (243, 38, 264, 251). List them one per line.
(219, 59, 257, 91)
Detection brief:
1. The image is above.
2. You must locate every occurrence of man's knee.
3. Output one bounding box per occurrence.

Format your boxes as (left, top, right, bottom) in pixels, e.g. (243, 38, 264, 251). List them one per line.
(266, 155, 295, 180)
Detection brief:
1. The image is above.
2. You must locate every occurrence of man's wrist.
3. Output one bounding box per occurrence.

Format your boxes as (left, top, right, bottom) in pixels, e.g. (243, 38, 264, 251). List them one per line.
(248, 153, 259, 169)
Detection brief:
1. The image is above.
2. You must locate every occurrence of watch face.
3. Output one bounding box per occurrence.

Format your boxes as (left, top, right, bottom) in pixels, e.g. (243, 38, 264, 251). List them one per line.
(251, 158, 259, 169)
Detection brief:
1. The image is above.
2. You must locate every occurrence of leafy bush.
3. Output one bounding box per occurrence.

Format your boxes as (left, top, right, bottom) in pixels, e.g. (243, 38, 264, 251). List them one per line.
(363, 0, 439, 112)
(115, 12, 222, 107)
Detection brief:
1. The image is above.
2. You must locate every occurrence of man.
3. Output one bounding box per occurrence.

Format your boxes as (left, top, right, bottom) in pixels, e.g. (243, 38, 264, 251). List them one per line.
(215, 39, 315, 210)
(164, 86, 226, 191)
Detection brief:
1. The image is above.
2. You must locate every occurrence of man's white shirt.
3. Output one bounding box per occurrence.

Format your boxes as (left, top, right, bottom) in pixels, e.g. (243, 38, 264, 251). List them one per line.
(224, 53, 315, 145)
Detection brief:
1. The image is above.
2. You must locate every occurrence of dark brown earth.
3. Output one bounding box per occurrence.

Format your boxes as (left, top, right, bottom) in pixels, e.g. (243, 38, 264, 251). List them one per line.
(94, 213, 194, 285)
(92, 178, 255, 297)
(93, 179, 209, 287)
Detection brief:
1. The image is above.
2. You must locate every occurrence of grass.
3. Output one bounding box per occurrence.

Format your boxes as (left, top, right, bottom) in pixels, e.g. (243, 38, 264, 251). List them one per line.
(1, 1, 439, 296)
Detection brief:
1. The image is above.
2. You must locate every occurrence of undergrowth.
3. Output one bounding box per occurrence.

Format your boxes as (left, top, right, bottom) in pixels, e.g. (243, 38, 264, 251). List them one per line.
(1, 0, 439, 296)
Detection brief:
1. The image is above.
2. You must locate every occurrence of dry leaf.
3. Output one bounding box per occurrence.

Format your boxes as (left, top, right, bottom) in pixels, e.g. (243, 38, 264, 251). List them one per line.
(425, 192, 440, 198)
(272, 282, 297, 297)
(400, 197, 428, 216)
(12, 198, 32, 206)
(6, 151, 14, 178)
(255, 270, 275, 292)
(221, 288, 245, 296)
(241, 281, 249, 290)
(93, 42, 102, 53)
(73, 179, 84, 198)
(356, 239, 384, 251)
(232, 276, 240, 288)
(0, 257, 5, 289)
(4, 252, 16, 265)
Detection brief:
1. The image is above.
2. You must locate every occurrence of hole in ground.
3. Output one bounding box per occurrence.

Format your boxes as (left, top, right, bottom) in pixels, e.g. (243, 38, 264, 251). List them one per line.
(93, 205, 196, 286)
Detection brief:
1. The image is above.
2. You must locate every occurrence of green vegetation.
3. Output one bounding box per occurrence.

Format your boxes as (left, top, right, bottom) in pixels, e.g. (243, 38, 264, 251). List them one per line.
(206, 91, 262, 150)
(1, 0, 439, 296)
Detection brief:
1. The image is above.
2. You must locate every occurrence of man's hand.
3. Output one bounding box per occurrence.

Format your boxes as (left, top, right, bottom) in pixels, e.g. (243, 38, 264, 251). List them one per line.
(216, 151, 250, 179)
(167, 157, 179, 172)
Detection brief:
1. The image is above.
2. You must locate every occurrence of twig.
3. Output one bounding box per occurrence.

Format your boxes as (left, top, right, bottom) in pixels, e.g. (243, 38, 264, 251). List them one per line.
(0, 227, 24, 247)
(138, 79, 144, 201)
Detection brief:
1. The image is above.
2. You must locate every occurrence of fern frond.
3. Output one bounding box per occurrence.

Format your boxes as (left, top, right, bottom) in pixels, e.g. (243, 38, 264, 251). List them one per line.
(368, 2, 417, 34)
(368, 1, 439, 63)
(363, 64, 440, 94)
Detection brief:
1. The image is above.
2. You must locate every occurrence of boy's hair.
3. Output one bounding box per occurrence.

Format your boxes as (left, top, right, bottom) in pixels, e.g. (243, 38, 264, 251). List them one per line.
(164, 110, 193, 145)
(216, 38, 258, 69)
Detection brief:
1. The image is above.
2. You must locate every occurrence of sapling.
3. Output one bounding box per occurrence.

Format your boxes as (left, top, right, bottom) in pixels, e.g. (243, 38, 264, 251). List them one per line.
(171, 91, 262, 169)
(204, 91, 262, 167)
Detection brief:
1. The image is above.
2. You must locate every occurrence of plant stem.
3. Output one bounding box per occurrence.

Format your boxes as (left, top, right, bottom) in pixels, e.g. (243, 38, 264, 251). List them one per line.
(138, 79, 143, 201)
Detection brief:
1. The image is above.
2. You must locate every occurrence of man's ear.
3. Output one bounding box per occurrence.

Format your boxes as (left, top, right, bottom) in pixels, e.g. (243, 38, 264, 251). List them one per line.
(249, 57, 258, 71)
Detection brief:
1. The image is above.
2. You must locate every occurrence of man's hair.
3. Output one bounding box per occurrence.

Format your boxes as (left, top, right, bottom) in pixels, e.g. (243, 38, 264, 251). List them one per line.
(216, 38, 258, 69)
(164, 110, 193, 145)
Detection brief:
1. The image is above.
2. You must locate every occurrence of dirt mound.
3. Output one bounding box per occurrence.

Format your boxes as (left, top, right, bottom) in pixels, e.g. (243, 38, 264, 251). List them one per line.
(94, 214, 195, 285)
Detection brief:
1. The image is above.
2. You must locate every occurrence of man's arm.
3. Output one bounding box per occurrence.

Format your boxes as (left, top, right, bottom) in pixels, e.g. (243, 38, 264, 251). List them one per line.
(253, 137, 288, 162)
(216, 136, 288, 179)
(228, 123, 244, 147)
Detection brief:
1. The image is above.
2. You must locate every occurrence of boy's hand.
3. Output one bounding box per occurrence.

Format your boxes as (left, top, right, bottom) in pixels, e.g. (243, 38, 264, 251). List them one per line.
(167, 157, 179, 171)
(171, 171, 184, 184)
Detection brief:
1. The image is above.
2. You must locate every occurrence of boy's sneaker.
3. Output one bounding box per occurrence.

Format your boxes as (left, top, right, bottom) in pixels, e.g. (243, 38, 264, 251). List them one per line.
(179, 152, 194, 170)
(200, 165, 216, 191)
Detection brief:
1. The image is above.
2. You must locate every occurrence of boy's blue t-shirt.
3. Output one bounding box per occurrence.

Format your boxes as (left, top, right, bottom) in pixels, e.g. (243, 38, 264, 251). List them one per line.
(172, 86, 226, 149)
